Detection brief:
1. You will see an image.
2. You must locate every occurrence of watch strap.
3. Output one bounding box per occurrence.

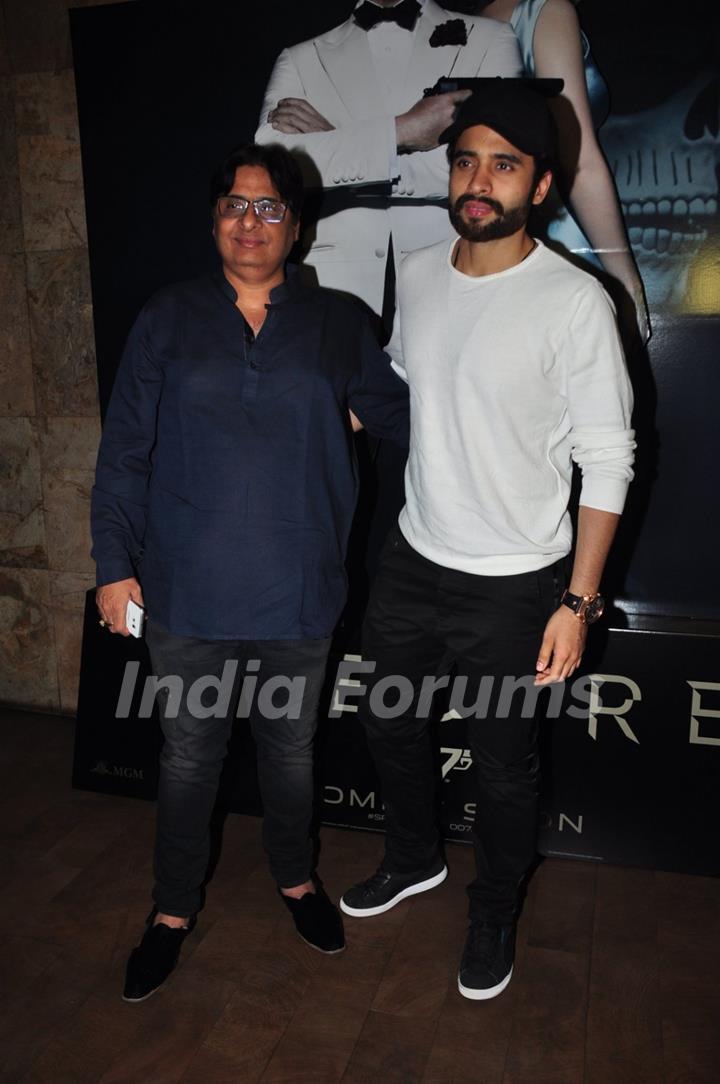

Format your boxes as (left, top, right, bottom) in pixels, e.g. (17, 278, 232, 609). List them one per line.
(561, 589, 604, 624)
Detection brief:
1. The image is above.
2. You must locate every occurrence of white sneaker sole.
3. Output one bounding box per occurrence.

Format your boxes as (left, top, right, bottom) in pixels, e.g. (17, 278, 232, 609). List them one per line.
(458, 965, 513, 1001)
(339, 866, 448, 917)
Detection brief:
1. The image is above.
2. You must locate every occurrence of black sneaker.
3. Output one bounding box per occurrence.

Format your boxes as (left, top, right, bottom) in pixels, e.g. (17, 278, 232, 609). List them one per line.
(340, 860, 447, 917)
(457, 919, 515, 1000)
(122, 909, 196, 1003)
(280, 884, 345, 954)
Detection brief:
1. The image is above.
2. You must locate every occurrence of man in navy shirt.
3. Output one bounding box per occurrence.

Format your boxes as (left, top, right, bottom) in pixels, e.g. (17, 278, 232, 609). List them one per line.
(91, 143, 408, 1001)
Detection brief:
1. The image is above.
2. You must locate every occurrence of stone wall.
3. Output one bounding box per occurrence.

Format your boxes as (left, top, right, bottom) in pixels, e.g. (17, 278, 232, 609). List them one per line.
(0, 1, 128, 713)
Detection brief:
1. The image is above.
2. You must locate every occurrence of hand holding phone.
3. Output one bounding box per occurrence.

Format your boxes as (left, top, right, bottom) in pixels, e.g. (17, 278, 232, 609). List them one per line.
(126, 599, 146, 638)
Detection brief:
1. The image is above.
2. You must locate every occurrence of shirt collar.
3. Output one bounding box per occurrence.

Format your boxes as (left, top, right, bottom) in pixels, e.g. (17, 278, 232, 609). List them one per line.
(213, 261, 302, 306)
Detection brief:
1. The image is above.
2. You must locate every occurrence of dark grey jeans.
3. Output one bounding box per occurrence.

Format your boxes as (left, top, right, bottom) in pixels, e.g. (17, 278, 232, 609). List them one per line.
(146, 621, 331, 917)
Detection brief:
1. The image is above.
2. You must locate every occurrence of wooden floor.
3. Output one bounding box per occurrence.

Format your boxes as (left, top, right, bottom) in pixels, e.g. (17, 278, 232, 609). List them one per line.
(1, 708, 719, 1084)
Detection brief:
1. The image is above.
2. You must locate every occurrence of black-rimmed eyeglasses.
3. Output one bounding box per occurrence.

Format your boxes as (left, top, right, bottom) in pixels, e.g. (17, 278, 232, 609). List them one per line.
(216, 195, 288, 223)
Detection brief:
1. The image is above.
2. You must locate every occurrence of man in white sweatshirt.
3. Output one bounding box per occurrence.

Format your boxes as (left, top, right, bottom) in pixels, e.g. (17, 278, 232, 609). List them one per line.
(339, 82, 635, 1001)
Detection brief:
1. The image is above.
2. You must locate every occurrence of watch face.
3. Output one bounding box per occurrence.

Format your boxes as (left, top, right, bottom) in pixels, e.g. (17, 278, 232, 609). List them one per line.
(585, 595, 605, 624)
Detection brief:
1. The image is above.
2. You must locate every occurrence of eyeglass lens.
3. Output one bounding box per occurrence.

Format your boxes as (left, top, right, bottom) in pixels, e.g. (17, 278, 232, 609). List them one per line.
(217, 196, 286, 223)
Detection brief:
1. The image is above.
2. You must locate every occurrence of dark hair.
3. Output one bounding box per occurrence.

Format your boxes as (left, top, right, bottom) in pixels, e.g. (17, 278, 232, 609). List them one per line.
(532, 155, 553, 187)
(210, 143, 304, 219)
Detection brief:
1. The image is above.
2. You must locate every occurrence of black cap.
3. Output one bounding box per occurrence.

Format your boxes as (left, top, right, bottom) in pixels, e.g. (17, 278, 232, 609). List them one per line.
(440, 78, 563, 159)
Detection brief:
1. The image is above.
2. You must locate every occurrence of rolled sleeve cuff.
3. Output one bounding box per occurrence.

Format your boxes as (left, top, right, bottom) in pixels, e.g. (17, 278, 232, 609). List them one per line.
(95, 556, 137, 588)
(578, 475, 632, 515)
(573, 427, 635, 514)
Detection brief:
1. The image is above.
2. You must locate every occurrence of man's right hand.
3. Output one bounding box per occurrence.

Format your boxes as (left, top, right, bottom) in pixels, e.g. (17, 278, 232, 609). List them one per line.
(395, 89, 471, 153)
(96, 577, 144, 637)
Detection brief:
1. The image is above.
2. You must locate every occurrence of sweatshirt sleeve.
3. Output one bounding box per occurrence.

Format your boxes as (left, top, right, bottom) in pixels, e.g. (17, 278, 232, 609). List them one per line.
(90, 305, 164, 586)
(564, 281, 635, 514)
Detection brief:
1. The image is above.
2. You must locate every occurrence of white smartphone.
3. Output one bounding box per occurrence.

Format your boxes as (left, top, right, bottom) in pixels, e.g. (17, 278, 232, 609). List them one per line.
(126, 599, 146, 638)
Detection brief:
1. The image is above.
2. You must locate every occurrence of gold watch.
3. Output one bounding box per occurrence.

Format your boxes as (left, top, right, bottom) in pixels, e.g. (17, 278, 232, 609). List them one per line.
(561, 589, 605, 625)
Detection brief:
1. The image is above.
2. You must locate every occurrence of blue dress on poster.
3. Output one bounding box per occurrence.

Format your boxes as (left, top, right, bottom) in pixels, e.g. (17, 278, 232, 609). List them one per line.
(511, 0, 609, 268)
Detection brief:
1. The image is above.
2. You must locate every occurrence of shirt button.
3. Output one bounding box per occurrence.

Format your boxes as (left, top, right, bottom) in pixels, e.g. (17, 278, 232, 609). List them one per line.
(249, 360, 260, 370)
(375, 248, 386, 258)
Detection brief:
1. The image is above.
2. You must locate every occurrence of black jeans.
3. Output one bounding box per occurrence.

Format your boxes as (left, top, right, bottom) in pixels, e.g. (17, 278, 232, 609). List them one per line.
(146, 622, 331, 917)
(361, 527, 563, 925)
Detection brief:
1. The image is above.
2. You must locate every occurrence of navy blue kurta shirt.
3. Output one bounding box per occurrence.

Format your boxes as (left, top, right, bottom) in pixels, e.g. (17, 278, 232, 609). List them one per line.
(91, 267, 409, 639)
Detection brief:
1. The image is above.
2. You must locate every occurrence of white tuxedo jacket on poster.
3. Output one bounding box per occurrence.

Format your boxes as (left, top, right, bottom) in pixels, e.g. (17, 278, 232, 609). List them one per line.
(256, 1, 521, 315)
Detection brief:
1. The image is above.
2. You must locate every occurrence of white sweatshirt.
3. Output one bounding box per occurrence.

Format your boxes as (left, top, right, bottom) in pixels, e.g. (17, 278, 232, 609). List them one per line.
(388, 238, 635, 576)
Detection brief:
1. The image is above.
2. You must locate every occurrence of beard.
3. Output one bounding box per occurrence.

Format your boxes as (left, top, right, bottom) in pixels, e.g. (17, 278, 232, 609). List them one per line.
(449, 190, 534, 242)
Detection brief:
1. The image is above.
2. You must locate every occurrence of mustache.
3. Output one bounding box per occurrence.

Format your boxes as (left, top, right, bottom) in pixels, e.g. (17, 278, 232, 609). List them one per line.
(454, 193, 504, 216)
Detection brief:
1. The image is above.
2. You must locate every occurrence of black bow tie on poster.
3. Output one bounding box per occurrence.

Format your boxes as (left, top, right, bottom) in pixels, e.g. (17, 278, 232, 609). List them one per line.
(354, 0, 422, 32)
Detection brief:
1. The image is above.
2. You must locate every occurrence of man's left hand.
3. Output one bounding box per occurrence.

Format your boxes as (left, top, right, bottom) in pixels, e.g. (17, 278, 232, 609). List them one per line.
(534, 606, 587, 686)
(269, 98, 335, 134)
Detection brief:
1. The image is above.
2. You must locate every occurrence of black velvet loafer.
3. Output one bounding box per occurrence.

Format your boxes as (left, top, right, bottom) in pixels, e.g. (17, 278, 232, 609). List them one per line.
(122, 909, 197, 1002)
(279, 884, 345, 954)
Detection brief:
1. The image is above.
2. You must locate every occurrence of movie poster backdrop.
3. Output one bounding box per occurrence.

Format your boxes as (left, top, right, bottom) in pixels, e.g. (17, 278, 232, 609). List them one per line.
(71, 1, 720, 872)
